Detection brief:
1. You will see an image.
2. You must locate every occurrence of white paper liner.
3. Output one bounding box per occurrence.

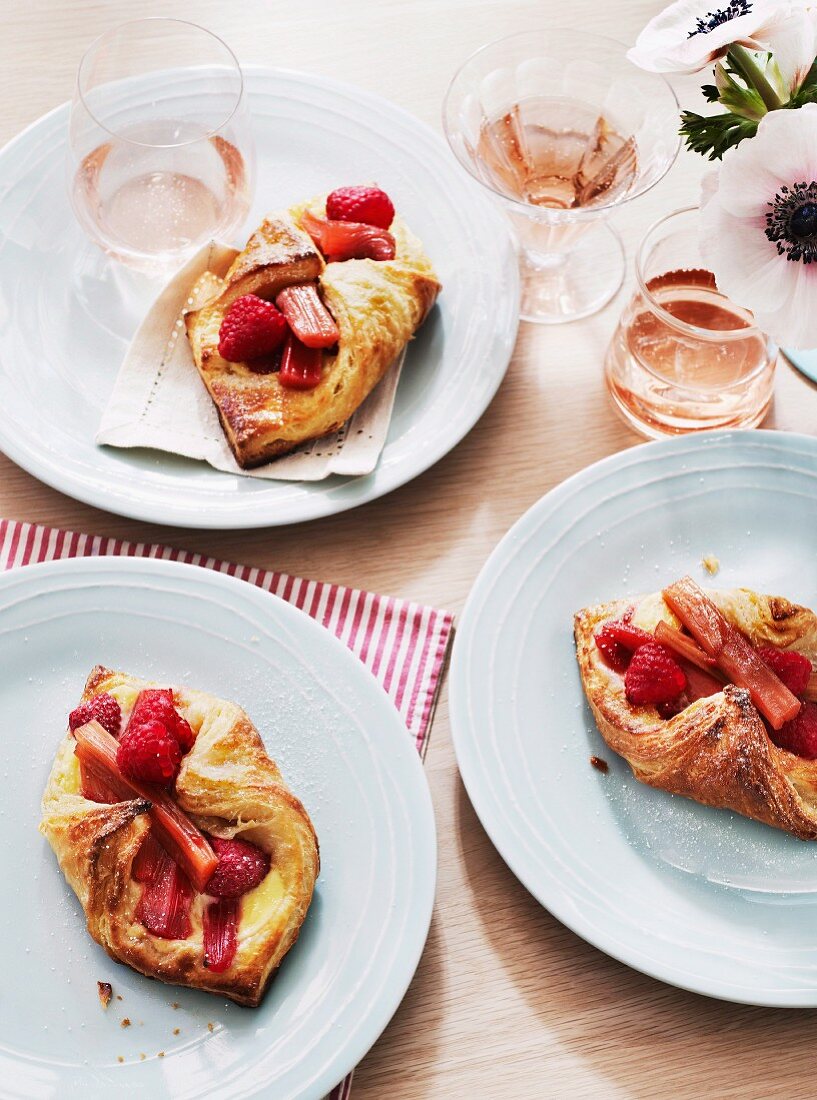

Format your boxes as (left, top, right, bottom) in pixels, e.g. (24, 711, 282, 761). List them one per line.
(96, 241, 404, 481)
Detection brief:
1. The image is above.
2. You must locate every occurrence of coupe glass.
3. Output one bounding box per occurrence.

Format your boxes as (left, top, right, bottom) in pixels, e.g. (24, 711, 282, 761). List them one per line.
(68, 18, 255, 273)
(443, 30, 680, 324)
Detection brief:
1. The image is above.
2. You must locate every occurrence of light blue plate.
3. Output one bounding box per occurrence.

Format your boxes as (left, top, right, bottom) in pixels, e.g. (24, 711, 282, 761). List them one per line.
(451, 430, 817, 1006)
(0, 67, 518, 529)
(0, 557, 436, 1098)
(783, 348, 817, 386)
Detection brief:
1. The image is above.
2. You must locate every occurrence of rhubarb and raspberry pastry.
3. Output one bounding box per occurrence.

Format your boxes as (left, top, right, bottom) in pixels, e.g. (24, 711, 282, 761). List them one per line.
(40, 666, 319, 1006)
(575, 577, 817, 839)
(184, 184, 441, 468)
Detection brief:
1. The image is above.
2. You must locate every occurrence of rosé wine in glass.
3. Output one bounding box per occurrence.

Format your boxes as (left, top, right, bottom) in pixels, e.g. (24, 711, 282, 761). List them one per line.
(68, 19, 255, 272)
(605, 209, 776, 437)
(443, 30, 679, 324)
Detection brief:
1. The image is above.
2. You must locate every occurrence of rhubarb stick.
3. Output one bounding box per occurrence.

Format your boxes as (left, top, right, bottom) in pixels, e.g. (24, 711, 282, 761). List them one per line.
(681, 661, 724, 702)
(203, 897, 239, 973)
(663, 577, 801, 730)
(135, 849, 194, 939)
(279, 333, 323, 390)
(275, 284, 339, 348)
(654, 620, 719, 673)
(73, 722, 217, 891)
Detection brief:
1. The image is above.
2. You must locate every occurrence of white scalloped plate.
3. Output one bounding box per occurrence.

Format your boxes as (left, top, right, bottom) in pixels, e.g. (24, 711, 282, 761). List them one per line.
(451, 430, 817, 1006)
(0, 67, 518, 528)
(0, 557, 436, 1098)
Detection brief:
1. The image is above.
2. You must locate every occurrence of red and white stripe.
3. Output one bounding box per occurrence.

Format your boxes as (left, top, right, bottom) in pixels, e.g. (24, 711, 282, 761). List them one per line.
(0, 519, 452, 751)
(0, 517, 453, 1100)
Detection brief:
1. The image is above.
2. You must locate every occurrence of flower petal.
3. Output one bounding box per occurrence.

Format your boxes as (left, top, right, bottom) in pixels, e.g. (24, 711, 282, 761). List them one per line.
(753, 259, 817, 347)
(628, 0, 791, 73)
(701, 203, 792, 314)
(753, 7, 817, 94)
(716, 104, 817, 218)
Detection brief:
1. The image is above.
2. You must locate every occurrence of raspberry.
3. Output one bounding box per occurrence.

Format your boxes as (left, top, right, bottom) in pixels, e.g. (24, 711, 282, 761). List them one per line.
(126, 688, 195, 754)
(326, 185, 395, 229)
(117, 719, 181, 786)
(624, 642, 687, 706)
(593, 625, 629, 672)
(756, 646, 812, 696)
(204, 836, 271, 898)
(594, 620, 654, 672)
(68, 692, 122, 737)
(174, 713, 196, 754)
(770, 700, 817, 758)
(218, 294, 289, 363)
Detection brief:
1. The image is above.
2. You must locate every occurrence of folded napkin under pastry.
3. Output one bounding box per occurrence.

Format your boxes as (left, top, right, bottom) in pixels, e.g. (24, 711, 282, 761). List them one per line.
(96, 242, 405, 482)
(0, 517, 452, 1098)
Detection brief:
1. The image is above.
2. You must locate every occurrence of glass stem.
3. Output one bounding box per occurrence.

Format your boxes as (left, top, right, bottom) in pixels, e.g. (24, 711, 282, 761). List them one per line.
(727, 46, 784, 112)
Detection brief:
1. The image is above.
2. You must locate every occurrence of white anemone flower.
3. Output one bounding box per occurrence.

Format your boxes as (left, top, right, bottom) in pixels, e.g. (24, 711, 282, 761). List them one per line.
(628, 0, 815, 85)
(762, 5, 817, 95)
(700, 102, 817, 348)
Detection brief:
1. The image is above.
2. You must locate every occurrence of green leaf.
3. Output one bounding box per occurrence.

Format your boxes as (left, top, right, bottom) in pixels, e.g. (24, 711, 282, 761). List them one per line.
(718, 85, 766, 121)
(680, 109, 759, 160)
(701, 83, 720, 103)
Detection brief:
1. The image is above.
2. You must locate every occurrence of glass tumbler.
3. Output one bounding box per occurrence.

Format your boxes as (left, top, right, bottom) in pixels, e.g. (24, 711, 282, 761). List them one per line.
(68, 18, 255, 272)
(443, 29, 679, 324)
(605, 207, 777, 437)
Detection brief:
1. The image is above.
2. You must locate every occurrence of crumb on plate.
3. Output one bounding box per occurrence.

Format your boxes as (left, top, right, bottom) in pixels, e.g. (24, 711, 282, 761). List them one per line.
(158, 1051, 165, 1058)
(590, 755, 609, 773)
(207, 1022, 214, 1032)
(97, 981, 112, 1009)
(120, 1018, 131, 1029)
(173, 1027, 180, 1036)
(117, 1056, 124, 1064)
(702, 554, 720, 576)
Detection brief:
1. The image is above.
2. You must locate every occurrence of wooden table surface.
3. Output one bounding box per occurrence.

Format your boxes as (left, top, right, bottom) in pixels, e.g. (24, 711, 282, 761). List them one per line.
(4, 2, 817, 1097)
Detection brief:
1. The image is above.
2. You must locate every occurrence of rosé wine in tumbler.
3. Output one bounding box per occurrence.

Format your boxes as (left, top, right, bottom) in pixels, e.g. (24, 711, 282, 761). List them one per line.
(68, 18, 255, 272)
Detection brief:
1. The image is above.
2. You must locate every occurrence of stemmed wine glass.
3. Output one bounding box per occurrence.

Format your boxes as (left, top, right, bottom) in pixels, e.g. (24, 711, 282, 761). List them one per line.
(443, 30, 680, 324)
(68, 18, 256, 273)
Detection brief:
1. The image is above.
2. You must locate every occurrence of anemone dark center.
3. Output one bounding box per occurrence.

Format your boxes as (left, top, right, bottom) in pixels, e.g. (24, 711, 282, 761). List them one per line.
(688, 0, 752, 37)
(765, 183, 817, 263)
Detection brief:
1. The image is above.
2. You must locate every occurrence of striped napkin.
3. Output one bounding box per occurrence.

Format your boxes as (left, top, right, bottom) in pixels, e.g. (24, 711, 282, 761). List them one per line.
(0, 517, 452, 1097)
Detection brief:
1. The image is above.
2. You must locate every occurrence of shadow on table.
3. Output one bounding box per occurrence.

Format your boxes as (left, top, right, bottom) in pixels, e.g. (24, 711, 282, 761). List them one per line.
(454, 777, 817, 1098)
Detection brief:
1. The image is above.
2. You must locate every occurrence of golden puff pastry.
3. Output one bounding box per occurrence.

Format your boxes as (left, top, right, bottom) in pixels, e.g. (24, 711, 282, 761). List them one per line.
(40, 666, 319, 1006)
(185, 196, 441, 468)
(574, 586, 817, 840)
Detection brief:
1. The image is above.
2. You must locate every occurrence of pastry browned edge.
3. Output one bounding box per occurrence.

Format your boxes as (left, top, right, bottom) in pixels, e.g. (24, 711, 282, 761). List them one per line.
(40, 666, 319, 1006)
(184, 196, 441, 468)
(574, 587, 817, 839)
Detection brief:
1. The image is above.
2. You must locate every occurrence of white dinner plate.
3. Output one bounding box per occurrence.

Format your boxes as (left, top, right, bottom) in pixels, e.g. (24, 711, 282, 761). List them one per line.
(450, 430, 817, 1006)
(0, 67, 518, 528)
(0, 556, 436, 1098)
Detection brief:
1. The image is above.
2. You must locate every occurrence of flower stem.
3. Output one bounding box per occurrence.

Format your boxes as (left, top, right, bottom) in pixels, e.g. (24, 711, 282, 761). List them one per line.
(727, 45, 785, 111)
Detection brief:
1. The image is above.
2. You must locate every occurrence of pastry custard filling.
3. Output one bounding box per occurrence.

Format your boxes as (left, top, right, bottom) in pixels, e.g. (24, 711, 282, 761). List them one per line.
(593, 576, 817, 755)
(68, 686, 276, 973)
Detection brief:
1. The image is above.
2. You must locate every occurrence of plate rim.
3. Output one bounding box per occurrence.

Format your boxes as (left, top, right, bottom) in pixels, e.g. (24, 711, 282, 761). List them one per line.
(450, 428, 817, 1008)
(1, 554, 437, 1097)
(0, 64, 520, 529)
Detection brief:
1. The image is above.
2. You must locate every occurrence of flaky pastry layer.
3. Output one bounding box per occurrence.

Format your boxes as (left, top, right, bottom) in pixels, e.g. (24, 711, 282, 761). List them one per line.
(574, 588, 817, 839)
(40, 666, 319, 1006)
(185, 196, 441, 467)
